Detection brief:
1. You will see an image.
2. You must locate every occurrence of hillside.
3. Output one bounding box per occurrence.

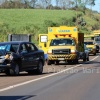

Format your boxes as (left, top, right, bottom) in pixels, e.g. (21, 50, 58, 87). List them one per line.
(0, 9, 100, 43)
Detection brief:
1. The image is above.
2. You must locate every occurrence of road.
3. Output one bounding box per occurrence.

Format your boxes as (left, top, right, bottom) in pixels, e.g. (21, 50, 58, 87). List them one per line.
(0, 54, 100, 100)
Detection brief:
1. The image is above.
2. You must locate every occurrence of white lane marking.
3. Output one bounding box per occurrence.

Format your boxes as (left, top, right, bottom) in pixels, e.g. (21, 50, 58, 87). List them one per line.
(0, 55, 99, 92)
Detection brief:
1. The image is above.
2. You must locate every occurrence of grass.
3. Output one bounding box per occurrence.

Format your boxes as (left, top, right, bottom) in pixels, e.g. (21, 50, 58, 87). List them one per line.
(0, 9, 99, 43)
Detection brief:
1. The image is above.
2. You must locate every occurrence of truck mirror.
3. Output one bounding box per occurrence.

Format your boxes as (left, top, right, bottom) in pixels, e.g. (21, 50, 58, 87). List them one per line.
(44, 43, 47, 47)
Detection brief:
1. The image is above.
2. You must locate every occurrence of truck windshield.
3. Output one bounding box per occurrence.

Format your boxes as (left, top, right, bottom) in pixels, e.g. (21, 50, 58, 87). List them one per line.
(50, 39, 75, 46)
(94, 36, 100, 44)
(84, 42, 93, 45)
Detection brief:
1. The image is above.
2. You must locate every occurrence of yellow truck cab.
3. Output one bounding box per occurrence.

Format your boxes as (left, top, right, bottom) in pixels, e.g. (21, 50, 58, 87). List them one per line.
(39, 26, 87, 65)
(84, 40, 96, 55)
(84, 34, 99, 53)
(93, 30, 100, 52)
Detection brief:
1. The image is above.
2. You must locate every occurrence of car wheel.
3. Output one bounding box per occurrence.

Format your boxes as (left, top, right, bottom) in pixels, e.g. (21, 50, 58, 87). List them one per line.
(10, 64, 19, 76)
(36, 61, 43, 74)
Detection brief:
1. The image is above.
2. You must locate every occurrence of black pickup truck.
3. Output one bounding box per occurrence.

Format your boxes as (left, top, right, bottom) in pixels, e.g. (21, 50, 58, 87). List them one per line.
(0, 41, 44, 75)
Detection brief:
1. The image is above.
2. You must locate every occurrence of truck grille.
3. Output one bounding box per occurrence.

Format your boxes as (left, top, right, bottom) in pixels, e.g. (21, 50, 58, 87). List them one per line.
(52, 49, 70, 55)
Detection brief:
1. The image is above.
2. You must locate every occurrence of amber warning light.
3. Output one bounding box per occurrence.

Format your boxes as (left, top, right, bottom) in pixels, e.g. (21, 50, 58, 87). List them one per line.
(54, 34, 72, 37)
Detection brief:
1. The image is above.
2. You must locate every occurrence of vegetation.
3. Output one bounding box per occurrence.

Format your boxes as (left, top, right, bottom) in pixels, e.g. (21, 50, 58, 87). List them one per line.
(0, 8, 100, 43)
(0, 0, 99, 43)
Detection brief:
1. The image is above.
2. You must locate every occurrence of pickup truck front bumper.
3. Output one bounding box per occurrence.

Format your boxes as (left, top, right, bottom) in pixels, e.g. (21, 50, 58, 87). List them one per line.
(48, 54, 77, 61)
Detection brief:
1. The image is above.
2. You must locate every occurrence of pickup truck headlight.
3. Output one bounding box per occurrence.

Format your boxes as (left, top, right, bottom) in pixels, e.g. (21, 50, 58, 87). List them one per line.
(47, 50, 52, 54)
(93, 46, 96, 49)
(71, 50, 77, 54)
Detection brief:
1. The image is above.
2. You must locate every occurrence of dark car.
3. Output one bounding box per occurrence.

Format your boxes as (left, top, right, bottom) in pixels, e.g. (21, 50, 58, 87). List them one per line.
(0, 41, 44, 75)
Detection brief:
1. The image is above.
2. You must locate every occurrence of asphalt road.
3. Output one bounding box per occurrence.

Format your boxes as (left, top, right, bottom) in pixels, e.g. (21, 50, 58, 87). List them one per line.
(0, 54, 100, 100)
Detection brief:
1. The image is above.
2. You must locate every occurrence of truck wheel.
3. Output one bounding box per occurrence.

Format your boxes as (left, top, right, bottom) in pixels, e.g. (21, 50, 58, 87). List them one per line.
(47, 60, 54, 65)
(83, 56, 86, 62)
(93, 53, 96, 56)
(36, 61, 43, 74)
(55, 61, 59, 65)
(9, 64, 19, 76)
(67, 60, 72, 64)
(87, 57, 89, 61)
(73, 59, 78, 64)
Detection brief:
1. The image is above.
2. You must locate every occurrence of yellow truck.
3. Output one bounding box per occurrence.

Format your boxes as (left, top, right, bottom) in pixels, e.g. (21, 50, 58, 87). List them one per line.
(93, 30, 100, 52)
(84, 40, 96, 55)
(39, 26, 88, 65)
(84, 34, 99, 53)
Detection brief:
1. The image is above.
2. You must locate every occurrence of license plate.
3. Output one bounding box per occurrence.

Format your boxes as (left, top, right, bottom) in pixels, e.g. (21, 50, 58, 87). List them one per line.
(58, 58, 64, 60)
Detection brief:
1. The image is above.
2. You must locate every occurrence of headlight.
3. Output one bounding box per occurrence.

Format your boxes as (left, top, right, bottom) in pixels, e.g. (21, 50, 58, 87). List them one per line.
(71, 50, 77, 54)
(4, 54, 9, 59)
(47, 50, 52, 54)
(93, 46, 96, 49)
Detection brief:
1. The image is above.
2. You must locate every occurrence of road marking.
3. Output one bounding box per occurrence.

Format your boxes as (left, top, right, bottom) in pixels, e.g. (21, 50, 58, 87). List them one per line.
(0, 55, 99, 92)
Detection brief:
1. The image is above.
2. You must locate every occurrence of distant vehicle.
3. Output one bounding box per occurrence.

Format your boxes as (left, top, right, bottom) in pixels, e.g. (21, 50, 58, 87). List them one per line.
(84, 34, 99, 53)
(39, 26, 86, 65)
(84, 41, 96, 55)
(0, 41, 44, 75)
(84, 44, 89, 61)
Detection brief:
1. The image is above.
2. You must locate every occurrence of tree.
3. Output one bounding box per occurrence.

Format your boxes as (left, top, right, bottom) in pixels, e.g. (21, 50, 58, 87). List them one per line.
(30, 0, 37, 8)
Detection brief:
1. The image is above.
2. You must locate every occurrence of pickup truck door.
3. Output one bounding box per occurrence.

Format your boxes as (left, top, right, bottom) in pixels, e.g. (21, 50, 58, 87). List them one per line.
(26, 43, 39, 67)
(19, 44, 31, 69)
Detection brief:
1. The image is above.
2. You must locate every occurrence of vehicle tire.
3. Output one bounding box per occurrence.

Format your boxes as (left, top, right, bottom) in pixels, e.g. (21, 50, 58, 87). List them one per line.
(73, 59, 78, 64)
(9, 64, 19, 76)
(5, 69, 10, 76)
(36, 61, 43, 74)
(47, 60, 54, 65)
(93, 53, 96, 56)
(83, 56, 86, 62)
(47, 60, 51, 65)
(87, 57, 89, 61)
(67, 60, 72, 64)
(55, 61, 59, 65)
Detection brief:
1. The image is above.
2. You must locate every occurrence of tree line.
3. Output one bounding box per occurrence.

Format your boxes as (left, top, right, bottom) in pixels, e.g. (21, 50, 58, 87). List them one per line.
(0, 0, 96, 10)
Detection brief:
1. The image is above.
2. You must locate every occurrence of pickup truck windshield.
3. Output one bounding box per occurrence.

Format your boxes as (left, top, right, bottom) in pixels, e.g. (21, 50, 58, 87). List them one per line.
(50, 38, 75, 46)
(0, 44, 19, 53)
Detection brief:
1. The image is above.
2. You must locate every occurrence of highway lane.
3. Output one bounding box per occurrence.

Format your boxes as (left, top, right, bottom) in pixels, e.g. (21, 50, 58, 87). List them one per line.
(0, 54, 100, 100)
(0, 54, 97, 89)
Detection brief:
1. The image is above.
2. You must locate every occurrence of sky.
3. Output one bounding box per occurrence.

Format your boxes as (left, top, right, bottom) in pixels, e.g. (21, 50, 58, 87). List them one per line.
(90, 0, 100, 12)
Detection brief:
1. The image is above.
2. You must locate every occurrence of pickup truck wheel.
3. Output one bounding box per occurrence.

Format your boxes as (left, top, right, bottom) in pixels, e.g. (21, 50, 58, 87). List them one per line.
(47, 60, 51, 65)
(55, 61, 59, 65)
(87, 57, 89, 61)
(9, 64, 19, 76)
(73, 59, 78, 64)
(5, 70, 10, 76)
(83, 57, 86, 62)
(67, 60, 72, 64)
(93, 53, 96, 56)
(36, 61, 43, 74)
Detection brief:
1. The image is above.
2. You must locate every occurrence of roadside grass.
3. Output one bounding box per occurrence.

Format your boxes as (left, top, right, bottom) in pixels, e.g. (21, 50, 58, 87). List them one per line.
(0, 9, 99, 43)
